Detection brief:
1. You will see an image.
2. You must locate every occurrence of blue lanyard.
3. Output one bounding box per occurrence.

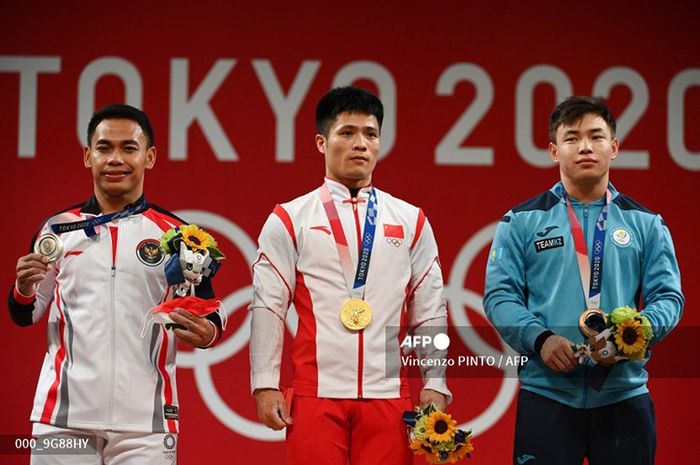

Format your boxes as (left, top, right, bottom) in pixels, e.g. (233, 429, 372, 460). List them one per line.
(51, 199, 148, 237)
(352, 188, 378, 291)
(319, 184, 378, 299)
(561, 188, 610, 308)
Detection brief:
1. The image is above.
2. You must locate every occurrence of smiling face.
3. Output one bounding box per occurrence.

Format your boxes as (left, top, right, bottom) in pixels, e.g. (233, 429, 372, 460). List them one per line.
(316, 112, 380, 189)
(84, 118, 156, 211)
(550, 113, 618, 195)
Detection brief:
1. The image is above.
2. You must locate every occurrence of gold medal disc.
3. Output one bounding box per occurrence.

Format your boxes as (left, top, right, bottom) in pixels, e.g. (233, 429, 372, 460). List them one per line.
(578, 308, 607, 338)
(340, 298, 372, 330)
(34, 233, 64, 262)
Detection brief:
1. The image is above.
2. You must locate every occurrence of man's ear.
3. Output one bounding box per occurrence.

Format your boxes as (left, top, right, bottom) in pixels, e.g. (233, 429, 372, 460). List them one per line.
(84, 147, 92, 168)
(549, 142, 559, 164)
(610, 138, 619, 161)
(315, 134, 326, 154)
(146, 146, 157, 169)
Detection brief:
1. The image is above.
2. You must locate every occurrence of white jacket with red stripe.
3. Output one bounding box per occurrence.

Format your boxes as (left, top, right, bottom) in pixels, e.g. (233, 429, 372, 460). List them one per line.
(250, 178, 449, 399)
(8, 196, 222, 433)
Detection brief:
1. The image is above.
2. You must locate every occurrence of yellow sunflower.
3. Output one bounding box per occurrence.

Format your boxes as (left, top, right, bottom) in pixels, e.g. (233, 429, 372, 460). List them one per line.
(409, 438, 428, 456)
(448, 438, 474, 463)
(425, 411, 457, 443)
(614, 319, 648, 357)
(425, 451, 445, 464)
(180, 225, 215, 252)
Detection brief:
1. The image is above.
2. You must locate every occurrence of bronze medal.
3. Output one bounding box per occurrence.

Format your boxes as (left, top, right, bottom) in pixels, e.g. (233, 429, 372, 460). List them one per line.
(340, 298, 372, 331)
(578, 308, 607, 338)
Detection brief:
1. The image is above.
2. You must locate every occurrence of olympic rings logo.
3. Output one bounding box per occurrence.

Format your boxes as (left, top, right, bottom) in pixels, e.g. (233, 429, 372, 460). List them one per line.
(176, 211, 516, 441)
(594, 240, 603, 254)
(385, 237, 403, 247)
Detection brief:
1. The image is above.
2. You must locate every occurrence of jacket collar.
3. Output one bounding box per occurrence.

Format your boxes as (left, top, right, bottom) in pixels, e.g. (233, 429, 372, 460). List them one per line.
(80, 193, 147, 215)
(323, 177, 373, 202)
(551, 181, 618, 205)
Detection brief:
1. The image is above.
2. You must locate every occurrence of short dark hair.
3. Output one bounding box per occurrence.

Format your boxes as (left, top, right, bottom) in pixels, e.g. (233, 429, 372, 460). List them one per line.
(548, 96, 616, 143)
(315, 86, 383, 137)
(87, 104, 155, 147)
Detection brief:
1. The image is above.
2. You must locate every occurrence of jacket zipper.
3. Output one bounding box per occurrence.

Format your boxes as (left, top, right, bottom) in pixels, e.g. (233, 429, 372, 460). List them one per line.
(581, 203, 589, 408)
(351, 197, 364, 399)
(108, 225, 119, 425)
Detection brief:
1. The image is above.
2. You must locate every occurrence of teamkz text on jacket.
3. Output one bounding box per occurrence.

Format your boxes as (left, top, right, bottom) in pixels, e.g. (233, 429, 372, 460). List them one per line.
(484, 182, 684, 408)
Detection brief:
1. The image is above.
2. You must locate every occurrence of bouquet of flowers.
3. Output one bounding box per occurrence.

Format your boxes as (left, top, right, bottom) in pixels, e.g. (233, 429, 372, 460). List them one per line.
(152, 224, 225, 328)
(403, 404, 473, 464)
(573, 306, 653, 366)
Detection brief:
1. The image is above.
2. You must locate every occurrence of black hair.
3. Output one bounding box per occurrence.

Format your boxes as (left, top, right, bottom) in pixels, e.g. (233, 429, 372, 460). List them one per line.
(86, 104, 154, 147)
(315, 86, 383, 137)
(548, 96, 616, 143)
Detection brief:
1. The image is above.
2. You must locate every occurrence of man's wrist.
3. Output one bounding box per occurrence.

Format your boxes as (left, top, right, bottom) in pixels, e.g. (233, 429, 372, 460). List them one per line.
(253, 388, 279, 396)
(13, 283, 36, 305)
(200, 320, 218, 348)
(534, 330, 555, 355)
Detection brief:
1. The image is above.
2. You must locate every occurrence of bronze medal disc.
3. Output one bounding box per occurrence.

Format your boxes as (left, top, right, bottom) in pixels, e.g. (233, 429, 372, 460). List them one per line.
(578, 308, 607, 338)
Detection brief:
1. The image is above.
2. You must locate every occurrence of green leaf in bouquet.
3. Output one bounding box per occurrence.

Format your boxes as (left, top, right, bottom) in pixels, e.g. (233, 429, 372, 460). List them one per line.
(207, 247, 226, 259)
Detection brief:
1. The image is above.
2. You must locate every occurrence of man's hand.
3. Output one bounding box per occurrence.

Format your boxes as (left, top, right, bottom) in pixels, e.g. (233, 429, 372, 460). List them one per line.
(254, 388, 292, 430)
(540, 335, 577, 372)
(170, 309, 216, 348)
(15, 253, 50, 296)
(419, 389, 448, 412)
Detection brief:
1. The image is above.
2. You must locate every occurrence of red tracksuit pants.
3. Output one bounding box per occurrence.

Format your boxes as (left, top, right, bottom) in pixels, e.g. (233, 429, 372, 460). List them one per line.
(286, 396, 413, 465)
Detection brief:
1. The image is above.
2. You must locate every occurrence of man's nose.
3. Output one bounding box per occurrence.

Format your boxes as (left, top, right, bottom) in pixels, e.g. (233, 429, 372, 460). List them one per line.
(353, 134, 368, 151)
(579, 138, 593, 154)
(107, 150, 125, 164)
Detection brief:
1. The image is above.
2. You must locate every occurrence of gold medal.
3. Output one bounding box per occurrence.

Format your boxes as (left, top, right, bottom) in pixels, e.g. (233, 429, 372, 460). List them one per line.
(34, 233, 63, 262)
(340, 298, 372, 330)
(579, 308, 607, 338)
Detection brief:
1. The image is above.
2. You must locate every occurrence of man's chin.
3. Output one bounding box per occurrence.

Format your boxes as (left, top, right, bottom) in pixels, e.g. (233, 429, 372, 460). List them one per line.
(98, 185, 136, 198)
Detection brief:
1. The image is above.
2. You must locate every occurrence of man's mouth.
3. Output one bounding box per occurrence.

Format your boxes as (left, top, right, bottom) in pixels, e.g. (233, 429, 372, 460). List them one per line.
(103, 171, 130, 180)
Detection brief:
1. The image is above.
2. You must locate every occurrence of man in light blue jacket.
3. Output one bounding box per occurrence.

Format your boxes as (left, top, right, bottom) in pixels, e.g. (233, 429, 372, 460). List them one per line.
(484, 96, 683, 465)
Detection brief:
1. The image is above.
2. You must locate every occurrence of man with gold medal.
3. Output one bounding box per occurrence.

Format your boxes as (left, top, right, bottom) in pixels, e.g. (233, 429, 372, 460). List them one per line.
(484, 97, 684, 465)
(249, 87, 451, 465)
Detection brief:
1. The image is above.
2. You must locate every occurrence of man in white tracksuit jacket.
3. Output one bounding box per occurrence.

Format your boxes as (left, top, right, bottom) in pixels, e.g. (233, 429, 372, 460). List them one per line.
(9, 104, 223, 464)
(250, 86, 451, 465)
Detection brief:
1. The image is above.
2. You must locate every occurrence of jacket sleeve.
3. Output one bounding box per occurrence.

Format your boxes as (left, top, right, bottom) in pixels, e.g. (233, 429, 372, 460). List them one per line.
(407, 214, 451, 400)
(249, 208, 297, 392)
(483, 213, 549, 355)
(8, 223, 57, 326)
(640, 215, 684, 343)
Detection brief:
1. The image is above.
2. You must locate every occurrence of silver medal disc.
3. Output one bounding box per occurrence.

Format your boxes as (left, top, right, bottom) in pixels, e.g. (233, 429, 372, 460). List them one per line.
(34, 233, 64, 262)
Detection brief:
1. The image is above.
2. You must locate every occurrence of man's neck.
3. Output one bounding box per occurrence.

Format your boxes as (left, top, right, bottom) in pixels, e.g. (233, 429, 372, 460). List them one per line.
(326, 175, 371, 191)
(94, 191, 141, 214)
(561, 177, 608, 203)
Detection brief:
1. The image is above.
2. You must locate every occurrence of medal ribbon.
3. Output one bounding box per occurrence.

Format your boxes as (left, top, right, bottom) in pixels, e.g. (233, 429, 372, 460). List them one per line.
(50, 199, 148, 237)
(562, 188, 611, 309)
(319, 183, 378, 299)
